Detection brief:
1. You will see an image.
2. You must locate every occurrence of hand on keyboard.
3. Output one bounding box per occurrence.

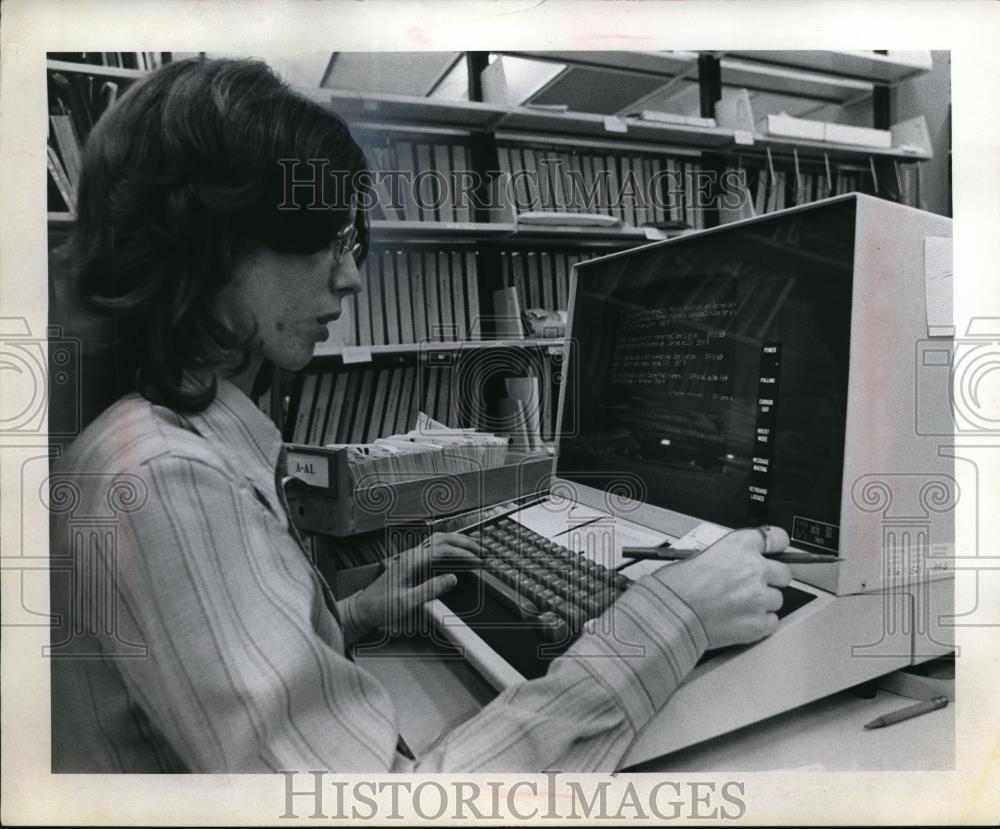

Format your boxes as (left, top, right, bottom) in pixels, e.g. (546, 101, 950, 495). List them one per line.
(456, 516, 633, 643)
(651, 526, 792, 649)
(354, 532, 483, 632)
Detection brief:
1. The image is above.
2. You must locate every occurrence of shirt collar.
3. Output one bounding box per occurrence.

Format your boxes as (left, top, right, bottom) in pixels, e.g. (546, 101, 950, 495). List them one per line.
(182, 372, 285, 499)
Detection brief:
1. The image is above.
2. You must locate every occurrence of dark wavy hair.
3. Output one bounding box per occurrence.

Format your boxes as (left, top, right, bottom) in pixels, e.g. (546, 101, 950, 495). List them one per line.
(68, 56, 370, 412)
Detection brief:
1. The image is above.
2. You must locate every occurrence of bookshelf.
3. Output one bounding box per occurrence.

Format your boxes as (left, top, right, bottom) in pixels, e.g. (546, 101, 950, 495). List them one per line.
(47, 58, 150, 81)
(723, 50, 934, 84)
(367, 220, 672, 244)
(46, 53, 170, 219)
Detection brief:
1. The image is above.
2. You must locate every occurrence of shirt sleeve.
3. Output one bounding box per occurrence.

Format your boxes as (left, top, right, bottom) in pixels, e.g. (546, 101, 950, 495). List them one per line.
(394, 567, 709, 772)
(103, 454, 707, 772)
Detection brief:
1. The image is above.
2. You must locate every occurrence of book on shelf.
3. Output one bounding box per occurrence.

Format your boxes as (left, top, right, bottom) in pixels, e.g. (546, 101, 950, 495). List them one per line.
(367, 251, 387, 345)
(423, 363, 440, 425)
(397, 368, 417, 434)
(324, 373, 349, 445)
(381, 250, 400, 345)
(355, 259, 373, 346)
(464, 250, 482, 340)
(382, 368, 404, 439)
(539, 251, 555, 313)
(308, 373, 335, 446)
(451, 143, 473, 222)
(437, 250, 454, 341)
(604, 152, 622, 222)
(394, 250, 415, 343)
(499, 249, 598, 315)
(414, 143, 436, 221)
(394, 140, 420, 222)
(351, 369, 376, 443)
(450, 251, 467, 344)
(354, 131, 476, 224)
(433, 143, 455, 222)
(366, 369, 390, 442)
(423, 250, 442, 341)
(339, 371, 363, 441)
(47, 147, 77, 214)
(292, 373, 319, 444)
(407, 251, 428, 344)
(49, 114, 83, 188)
(524, 251, 541, 308)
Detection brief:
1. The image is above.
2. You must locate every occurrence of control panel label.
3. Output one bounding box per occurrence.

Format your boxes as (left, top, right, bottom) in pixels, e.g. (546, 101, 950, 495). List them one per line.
(792, 516, 840, 553)
(748, 342, 781, 521)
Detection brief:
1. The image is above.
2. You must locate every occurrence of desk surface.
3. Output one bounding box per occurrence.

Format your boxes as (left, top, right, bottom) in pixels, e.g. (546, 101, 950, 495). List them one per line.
(354, 633, 954, 771)
(629, 687, 954, 772)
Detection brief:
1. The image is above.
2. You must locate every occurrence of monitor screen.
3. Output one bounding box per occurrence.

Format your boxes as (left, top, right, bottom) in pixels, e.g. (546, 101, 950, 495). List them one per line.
(558, 197, 856, 552)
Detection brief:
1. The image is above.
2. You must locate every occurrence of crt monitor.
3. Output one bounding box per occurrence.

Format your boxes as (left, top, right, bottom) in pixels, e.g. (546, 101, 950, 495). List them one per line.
(557, 193, 955, 596)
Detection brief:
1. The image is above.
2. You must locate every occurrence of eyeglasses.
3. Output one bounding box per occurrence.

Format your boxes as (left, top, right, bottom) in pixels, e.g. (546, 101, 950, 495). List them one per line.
(334, 205, 362, 265)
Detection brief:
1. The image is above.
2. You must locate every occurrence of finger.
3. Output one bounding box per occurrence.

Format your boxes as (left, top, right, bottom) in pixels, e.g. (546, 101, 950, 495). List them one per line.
(763, 586, 785, 613)
(390, 544, 435, 583)
(764, 559, 792, 588)
(758, 525, 790, 554)
(429, 547, 482, 572)
(706, 527, 769, 555)
(434, 532, 483, 555)
(407, 573, 459, 608)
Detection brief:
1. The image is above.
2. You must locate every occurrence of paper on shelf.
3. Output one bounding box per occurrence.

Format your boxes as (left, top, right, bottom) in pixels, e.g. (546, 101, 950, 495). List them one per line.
(603, 115, 628, 133)
(516, 211, 621, 228)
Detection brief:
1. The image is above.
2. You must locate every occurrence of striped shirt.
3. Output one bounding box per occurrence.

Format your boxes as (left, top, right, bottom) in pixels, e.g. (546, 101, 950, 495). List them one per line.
(49, 376, 708, 772)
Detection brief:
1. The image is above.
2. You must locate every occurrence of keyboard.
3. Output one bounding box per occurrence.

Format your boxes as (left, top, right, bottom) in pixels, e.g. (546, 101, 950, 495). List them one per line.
(439, 514, 816, 682)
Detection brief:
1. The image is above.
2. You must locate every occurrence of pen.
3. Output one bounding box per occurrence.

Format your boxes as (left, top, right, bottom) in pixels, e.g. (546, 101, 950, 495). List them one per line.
(863, 696, 949, 730)
(620, 547, 843, 564)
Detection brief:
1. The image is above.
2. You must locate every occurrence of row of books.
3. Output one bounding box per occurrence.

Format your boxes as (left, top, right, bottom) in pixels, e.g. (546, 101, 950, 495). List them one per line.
(362, 134, 475, 223)
(497, 143, 709, 230)
(327, 248, 482, 347)
(292, 363, 467, 445)
(359, 132, 713, 229)
(718, 160, 889, 223)
(500, 250, 596, 313)
(291, 350, 565, 447)
(47, 71, 126, 213)
(49, 52, 166, 71)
